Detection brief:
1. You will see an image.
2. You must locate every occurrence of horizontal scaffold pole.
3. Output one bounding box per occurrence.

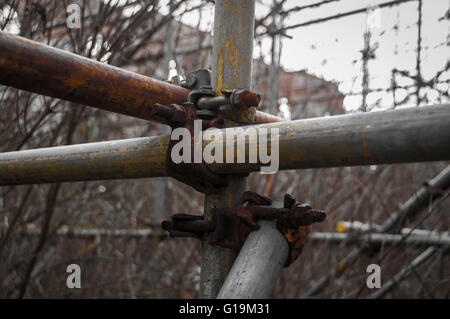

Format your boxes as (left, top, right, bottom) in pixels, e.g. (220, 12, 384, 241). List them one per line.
(0, 104, 449, 185)
(302, 164, 450, 298)
(0, 32, 189, 123)
(0, 137, 169, 184)
(0, 32, 280, 125)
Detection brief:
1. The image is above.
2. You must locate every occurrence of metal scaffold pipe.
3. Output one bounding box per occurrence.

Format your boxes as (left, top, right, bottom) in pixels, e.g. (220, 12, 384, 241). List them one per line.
(0, 104, 449, 186)
(200, 0, 256, 299)
(212, 104, 450, 174)
(0, 31, 280, 125)
(0, 31, 189, 123)
(0, 136, 169, 184)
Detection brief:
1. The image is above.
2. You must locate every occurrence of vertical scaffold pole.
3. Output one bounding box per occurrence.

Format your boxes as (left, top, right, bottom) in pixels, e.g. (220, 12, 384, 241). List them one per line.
(200, 0, 256, 299)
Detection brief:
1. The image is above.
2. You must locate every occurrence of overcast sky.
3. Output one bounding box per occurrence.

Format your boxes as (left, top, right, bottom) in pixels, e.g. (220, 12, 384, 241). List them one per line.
(177, 0, 449, 112)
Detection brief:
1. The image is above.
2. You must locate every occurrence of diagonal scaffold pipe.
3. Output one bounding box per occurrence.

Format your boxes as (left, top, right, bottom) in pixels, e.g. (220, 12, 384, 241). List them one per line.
(302, 163, 450, 298)
(0, 104, 449, 186)
(0, 31, 282, 125)
(368, 246, 448, 299)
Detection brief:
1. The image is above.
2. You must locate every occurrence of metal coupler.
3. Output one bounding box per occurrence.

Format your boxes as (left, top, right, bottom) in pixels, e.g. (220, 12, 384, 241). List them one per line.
(161, 191, 326, 266)
(151, 69, 262, 194)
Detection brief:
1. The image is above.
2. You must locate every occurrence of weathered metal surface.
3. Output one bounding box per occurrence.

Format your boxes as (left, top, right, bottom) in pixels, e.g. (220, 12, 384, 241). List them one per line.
(0, 136, 168, 184)
(275, 194, 326, 266)
(216, 200, 288, 299)
(0, 31, 189, 123)
(208, 191, 273, 250)
(209, 0, 257, 125)
(163, 102, 227, 193)
(200, 176, 244, 299)
(161, 192, 270, 247)
(200, 0, 256, 299)
(210, 104, 450, 174)
(161, 191, 325, 261)
(161, 214, 215, 239)
(1, 104, 450, 186)
(0, 31, 282, 126)
(234, 192, 325, 266)
(197, 89, 261, 111)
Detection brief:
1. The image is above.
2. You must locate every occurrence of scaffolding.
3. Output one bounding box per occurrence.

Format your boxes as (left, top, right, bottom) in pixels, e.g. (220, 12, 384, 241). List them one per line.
(0, 0, 449, 299)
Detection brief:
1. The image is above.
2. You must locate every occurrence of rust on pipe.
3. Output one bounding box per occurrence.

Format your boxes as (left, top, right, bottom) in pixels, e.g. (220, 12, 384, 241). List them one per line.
(0, 31, 189, 123)
(0, 32, 283, 126)
(212, 104, 450, 174)
(0, 136, 169, 185)
(0, 32, 284, 126)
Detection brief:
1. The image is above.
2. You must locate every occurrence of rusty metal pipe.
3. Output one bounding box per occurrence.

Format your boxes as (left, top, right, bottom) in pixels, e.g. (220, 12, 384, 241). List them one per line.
(1, 104, 449, 186)
(246, 206, 326, 227)
(200, 0, 256, 299)
(0, 31, 189, 123)
(212, 104, 450, 174)
(197, 96, 229, 109)
(0, 136, 169, 185)
(246, 206, 289, 219)
(0, 32, 281, 125)
(151, 103, 176, 119)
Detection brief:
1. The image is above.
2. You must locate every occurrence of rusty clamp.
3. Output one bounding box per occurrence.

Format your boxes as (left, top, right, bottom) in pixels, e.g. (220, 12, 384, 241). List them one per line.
(161, 191, 326, 266)
(152, 69, 261, 194)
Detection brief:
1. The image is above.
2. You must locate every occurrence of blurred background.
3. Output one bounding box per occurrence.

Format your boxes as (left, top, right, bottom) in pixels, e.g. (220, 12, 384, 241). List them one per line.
(0, 0, 448, 298)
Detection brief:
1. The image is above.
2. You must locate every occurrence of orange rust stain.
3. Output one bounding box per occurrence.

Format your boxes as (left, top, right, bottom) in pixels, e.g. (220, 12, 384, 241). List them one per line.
(216, 46, 224, 93)
(361, 132, 373, 159)
(337, 263, 347, 272)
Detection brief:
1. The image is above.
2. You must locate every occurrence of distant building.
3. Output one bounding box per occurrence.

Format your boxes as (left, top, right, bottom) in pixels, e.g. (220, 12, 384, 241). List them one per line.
(253, 59, 345, 118)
